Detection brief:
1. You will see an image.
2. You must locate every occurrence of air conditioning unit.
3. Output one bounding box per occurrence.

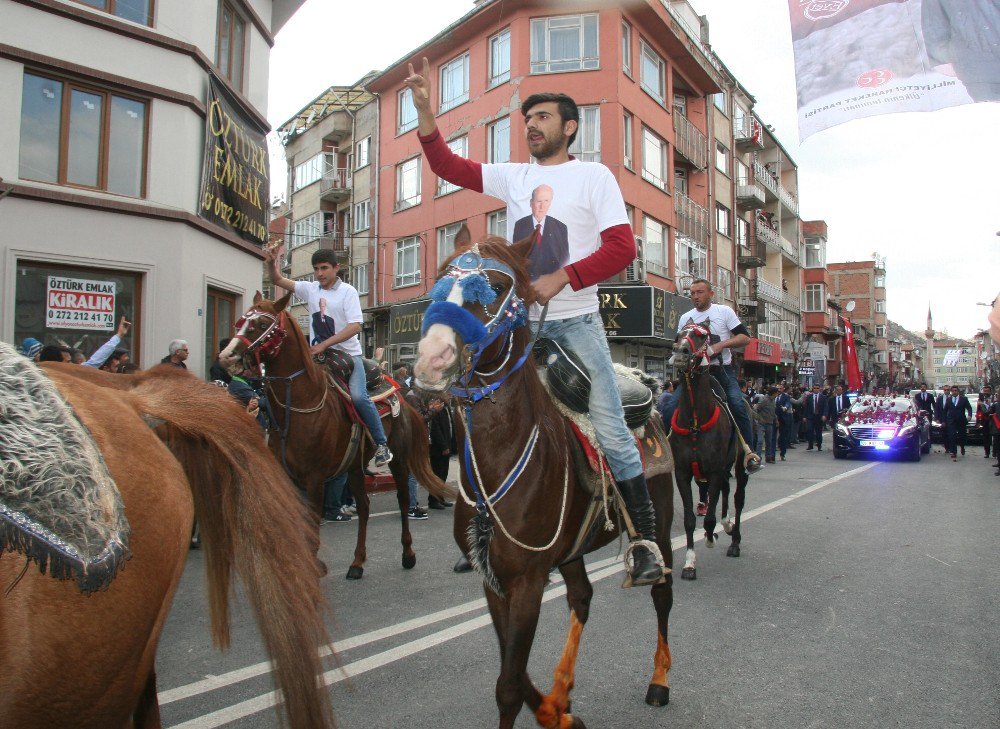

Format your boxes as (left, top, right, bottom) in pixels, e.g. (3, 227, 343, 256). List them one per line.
(623, 236, 646, 283)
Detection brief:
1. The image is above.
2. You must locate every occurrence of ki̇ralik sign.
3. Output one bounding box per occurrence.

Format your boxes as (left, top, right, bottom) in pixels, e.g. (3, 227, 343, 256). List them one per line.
(198, 76, 269, 245)
(46, 275, 116, 330)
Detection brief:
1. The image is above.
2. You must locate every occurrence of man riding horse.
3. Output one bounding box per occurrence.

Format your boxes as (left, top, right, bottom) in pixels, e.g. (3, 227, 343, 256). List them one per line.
(404, 57, 663, 587)
(661, 278, 762, 473)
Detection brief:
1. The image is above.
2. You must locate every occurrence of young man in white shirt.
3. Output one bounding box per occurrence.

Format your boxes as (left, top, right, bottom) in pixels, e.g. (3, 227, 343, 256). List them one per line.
(265, 246, 392, 467)
(661, 278, 762, 472)
(404, 58, 662, 586)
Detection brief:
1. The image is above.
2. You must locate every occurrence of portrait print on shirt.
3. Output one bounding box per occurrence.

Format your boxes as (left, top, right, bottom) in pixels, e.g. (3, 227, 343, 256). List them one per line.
(311, 297, 337, 347)
(511, 184, 570, 280)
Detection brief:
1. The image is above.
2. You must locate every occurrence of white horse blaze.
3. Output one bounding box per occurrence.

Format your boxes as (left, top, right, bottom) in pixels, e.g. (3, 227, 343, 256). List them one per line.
(684, 549, 696, 570)
(414, 279, 465, 388)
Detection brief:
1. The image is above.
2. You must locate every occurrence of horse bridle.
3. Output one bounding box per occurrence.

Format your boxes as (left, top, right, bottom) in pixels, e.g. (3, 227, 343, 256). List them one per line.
(233, 308, 288, 371)
(673, 322, 713, 372)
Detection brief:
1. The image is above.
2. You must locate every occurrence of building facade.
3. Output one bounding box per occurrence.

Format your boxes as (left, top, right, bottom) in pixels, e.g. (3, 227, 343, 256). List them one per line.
(828, 256, 889, 388)
(799, 220, 842, 386)
(2, 0, 302, 375)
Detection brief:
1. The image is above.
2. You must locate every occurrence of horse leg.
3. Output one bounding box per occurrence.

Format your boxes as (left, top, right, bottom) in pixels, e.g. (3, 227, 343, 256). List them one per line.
(133, 669, 162, 729)
(646, 584, 674, 707)
(346, 465, 369, 580)
(721, 482, 735, 536)
(388, 456, 416, 570)
(303, 478, 328, 578)
(531, 559, 594, 728)
(675, 468, 697, 580)
(490, 577, 550, 729)
(703, 477, 723, 547)
(727, 471, 748, 558)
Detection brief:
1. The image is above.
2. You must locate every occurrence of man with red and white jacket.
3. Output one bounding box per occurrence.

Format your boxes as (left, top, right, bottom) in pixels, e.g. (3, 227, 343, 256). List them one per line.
(405, 59, 662, 587)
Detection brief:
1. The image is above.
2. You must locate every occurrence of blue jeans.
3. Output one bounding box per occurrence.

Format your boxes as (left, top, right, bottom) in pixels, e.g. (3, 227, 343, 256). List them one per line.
(660, 364, 755, 448)
(757, 423, 776, 460)
(322, 472, 349, 515)
(532, 312, 644, 481)
(350, 355, 387, 445)
(407, 473, 419, 509)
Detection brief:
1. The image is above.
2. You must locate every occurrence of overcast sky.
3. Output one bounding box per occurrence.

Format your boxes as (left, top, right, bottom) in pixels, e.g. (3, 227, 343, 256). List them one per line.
(267, 0, 999, 340)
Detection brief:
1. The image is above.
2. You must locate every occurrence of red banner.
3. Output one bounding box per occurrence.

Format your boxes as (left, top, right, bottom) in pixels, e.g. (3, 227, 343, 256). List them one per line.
(840, 316, 863, 391)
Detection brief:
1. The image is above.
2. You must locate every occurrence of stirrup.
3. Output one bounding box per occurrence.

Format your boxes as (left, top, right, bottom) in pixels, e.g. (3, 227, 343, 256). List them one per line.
(621, 539, 670, 588)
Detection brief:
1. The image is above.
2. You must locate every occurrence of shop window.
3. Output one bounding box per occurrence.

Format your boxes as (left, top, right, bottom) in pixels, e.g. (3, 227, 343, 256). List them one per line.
(205, 287, 236, 376)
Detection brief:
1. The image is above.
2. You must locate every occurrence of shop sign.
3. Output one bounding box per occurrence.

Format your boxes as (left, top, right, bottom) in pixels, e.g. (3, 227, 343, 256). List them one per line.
(599, 286, 691, 340)
(45, 275, 116, 330)
(389, 299, 430, 345)
(744, 337, 781, 364)
(198, 77, 270, 245)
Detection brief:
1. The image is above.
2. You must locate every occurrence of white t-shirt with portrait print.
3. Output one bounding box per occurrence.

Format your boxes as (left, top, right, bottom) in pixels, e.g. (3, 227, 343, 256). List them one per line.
(293, 279, 363, 357)
(678, 303, 743, 365)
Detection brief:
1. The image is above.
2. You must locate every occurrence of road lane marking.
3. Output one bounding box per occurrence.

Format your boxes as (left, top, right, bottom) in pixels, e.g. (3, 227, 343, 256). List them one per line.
(165, 461, 878, 727)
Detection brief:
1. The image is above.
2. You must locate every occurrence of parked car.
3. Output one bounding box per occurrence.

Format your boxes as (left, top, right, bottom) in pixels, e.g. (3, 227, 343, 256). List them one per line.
(833, 396, 930, 461)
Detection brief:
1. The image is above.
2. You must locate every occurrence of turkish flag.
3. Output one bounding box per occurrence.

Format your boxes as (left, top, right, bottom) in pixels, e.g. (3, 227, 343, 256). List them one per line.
(840, 316, 864, 391)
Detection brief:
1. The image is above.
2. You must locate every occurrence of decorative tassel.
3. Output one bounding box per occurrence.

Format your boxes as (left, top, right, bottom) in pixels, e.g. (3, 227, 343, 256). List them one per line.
(466, 508, 503, 596)
(428, 276, 456, 302)
(458, 273, 497, 306)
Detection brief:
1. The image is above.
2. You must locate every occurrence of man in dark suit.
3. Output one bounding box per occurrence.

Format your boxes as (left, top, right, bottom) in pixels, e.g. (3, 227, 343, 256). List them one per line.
(826, 384, 851, 427)
(914, 383, 935, 419)
(426, 397, 456, 509)
(803, 383, 829, 451)
(934, 390, 948, 422)
(511, 184, 570, 280)
(774, 385, 794, 460)
(941, 385, 973, 459)
(976, 385, 993, 459)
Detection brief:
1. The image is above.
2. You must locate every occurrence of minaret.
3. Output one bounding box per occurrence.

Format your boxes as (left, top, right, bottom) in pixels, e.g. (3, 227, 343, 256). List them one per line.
(924, 305, 934, 387)
(925, 306, 933, 340)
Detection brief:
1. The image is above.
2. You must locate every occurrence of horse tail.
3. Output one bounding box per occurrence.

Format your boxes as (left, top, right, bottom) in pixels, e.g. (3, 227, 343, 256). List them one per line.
(130, 371, 334, 729)
(401, 399, 456, 501)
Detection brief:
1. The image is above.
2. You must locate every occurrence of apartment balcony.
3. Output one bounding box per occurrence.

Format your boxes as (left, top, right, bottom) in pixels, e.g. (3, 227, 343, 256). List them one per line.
(753, 159, 779, 201)
(756, 277, 783, 305)
(317, 231, 348, 262)
(780, 236, 800, 265)
(782, 290, 801, 311)
(734, 117, 765, 151)
(673, 113, 708, 170)
(778, 185, 799, 217)
(754, 221, 781, 254)
(735, 183, 766, 211)
(737, 280, 766, 323)
(319, 167, 352, 203)
(674, 192, 710, 247)
(737, 242, 766, 269)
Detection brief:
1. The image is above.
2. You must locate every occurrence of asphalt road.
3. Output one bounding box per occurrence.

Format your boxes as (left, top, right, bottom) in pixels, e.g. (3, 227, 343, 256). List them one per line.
(156, 442, 999, 729)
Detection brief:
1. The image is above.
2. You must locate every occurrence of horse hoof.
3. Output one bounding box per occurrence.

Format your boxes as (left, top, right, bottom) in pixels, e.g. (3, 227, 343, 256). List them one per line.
(570, 716, 588, 729)
(722, 520, 734, 535)
(317, 559, 328, 578)
(346, 565, 364, 580)
(705, 537, 715, 548)
(645, 684, 670, 707)
(727, 545, 740, 558)
(402, 554, 416, 570)
(681, 567, 696, 580)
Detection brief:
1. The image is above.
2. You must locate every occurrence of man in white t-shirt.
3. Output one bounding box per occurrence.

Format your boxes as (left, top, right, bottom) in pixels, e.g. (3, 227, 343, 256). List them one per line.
(265, 246, 392, 468)
(405, 58, 662, 586)
(660, 278, 761, 472)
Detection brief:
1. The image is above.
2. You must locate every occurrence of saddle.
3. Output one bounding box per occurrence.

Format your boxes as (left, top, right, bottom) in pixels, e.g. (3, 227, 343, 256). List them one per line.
(320, 348, 385, 392)
(533, 338, 653, 430)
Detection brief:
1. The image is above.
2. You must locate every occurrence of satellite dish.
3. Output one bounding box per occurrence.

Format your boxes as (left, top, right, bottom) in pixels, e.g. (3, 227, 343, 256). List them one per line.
(845, 300, 856, 313)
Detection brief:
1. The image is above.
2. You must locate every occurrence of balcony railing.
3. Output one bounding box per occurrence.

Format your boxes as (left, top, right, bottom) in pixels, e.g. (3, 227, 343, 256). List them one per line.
(778, 184, 799, 216)
(735, 183, 765, 211)
(734, 116, 764, 150)
(753, 159, 779, 201)
(780, 236, 800, 265)
(756, 277, 783, 304)
(317, 231, 347, 252)
(782, 290, 800, 310)
(737, 242, 766, 269)
(673, 113, 708, 170)
(755, 221, 781, 253)
(674, 192, 709, 246)
(320, 167, 352, 201)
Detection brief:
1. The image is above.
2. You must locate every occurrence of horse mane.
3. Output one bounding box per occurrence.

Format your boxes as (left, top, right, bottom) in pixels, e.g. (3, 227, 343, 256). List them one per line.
(256, 299, 324, 389)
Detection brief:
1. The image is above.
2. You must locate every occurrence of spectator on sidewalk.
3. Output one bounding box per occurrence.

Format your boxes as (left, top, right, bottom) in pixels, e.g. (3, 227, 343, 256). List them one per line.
(754, 386, 779, 463)
(321, 473, 352, 523)
(161, 340, 189, 369)
(209, 338, 233, 384)
(775, 384, 795, 461)
(803, 384, 829, 451)
(427, 397, 456, 510)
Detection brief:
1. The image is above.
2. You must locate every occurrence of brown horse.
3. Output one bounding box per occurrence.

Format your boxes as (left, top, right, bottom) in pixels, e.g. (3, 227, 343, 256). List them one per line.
(220, 293, 450, 579)
(413, 234, 675, 729)
(0, 361, 333, 729)
(666, 322, 749, 580)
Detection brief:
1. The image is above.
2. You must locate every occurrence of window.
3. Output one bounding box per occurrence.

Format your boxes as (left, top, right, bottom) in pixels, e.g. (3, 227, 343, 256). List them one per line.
(804, 238, 825, 267)
(293, 153, 324, 191)
(19, 73, 147, 197)
(396, 156, 421, 210)
(73, 0, 152, 25)
(875, 274, 886, 287)
(715, 141, 730, 175)
(216, 2, 246, 91)
(675, 235, 708, 280)
(488, 116, 510, 163)
(437, 222, 465, 263)
(713, 90, 728, 114)
(488, 209, 507, 238)
(621, 21, 632, 76)
(353, 200, 370, 232)
(440, 53, 470, 112)
(489, 29, 511, 87)
(290, 274, 314, 307)
(290, 213, 323, 252)
(717, 267, 733, 300)
(395, 236, 421, 287)
(398, 88, 417, 134)
(643, 216, 667, 276)
(569, 106, 600, 162)
(716, 203, 731, 237)
(735, 217, 748, 248)
(641, 127, 667, 190)
(355, 137, 370, 169)
(353, 263, 369, 296)
(828, 341, 838, 360)
(623, 111, 633, 170)
(639, 40, 666, 104)
(734, 105, 748, 136)
(735, 159, 749, 186)
(205, 287, 236, 375)
(438, 136, 467, 195)
(530, 14, 599, 74)
(875, 300, 886, 313)
(673, 93, 687, 116)
(804, 283, 825, 311)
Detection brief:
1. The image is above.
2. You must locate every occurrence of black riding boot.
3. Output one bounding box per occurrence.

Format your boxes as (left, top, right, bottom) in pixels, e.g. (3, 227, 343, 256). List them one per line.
(617, 475, 664, 586)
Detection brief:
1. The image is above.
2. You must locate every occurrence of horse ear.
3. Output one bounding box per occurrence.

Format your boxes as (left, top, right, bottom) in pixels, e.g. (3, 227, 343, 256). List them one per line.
(510, 233, 534, 262)
(274, 292, 292, 312)
(455, 224, 472, 250)
(253, 290, 263, 304)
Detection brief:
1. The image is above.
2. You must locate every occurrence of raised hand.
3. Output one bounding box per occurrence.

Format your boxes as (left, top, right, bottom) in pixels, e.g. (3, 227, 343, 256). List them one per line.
(265, 243, 285, 266)
(404, 57, 433, 115)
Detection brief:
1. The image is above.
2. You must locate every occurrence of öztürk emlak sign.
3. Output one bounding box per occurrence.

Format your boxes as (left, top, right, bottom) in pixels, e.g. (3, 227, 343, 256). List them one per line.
(199, 77, 269, 245)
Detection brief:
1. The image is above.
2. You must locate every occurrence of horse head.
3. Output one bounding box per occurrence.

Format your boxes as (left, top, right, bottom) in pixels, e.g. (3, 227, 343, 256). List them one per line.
(219, 291, 293, 373)
(670, 322, 713, 372)
(414, 225, 536, 392)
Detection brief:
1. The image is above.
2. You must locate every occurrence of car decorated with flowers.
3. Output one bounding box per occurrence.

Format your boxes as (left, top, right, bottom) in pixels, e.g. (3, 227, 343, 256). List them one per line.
(832, 396, 930, 461)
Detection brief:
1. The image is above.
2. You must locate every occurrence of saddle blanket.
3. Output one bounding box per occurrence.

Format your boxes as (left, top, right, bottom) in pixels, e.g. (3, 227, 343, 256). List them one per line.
(0, 342, 130, 593)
